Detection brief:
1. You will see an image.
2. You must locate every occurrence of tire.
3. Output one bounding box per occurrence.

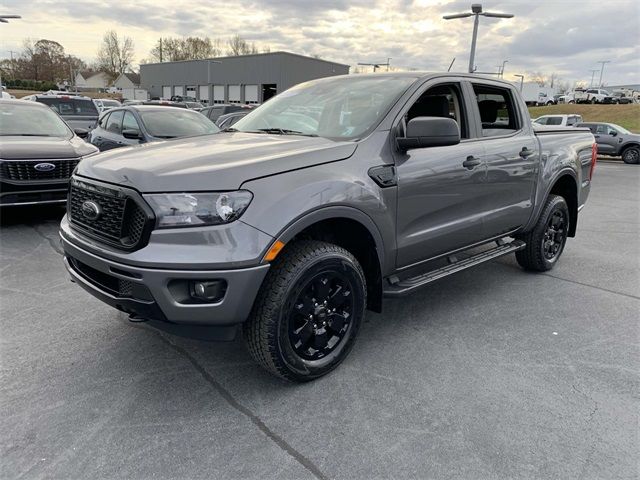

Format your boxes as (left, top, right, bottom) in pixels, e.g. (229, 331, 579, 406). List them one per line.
(590, 98, 597, 104)
(243, 240, 367, 382)
(569, 100, 575, 104)
(515, 195, 570, 272)
(622, 146, 640, 164)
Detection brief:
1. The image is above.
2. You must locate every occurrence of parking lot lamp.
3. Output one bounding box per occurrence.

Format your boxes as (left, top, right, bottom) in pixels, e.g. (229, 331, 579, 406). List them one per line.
(0, 14, 21, 23)
(597, 60, 610, 87)
(443, 4, 514, 73)
(514, 74, 524, 91)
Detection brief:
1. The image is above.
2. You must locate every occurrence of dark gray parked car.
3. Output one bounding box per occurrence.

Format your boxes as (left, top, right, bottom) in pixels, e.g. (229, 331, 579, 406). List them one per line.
(88, 105, 219, 151)
(201, 104, 255, 122)
(60, 73, 596, 381)
(30, 93, 100, 130)
(577, 122, 640, 164)
(0, 99, 98, 206)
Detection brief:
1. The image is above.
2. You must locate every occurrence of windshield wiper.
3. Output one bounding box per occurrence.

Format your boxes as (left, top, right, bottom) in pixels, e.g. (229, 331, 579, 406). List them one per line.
(250, 128, 318, 137)
(222, 127, 238, 132)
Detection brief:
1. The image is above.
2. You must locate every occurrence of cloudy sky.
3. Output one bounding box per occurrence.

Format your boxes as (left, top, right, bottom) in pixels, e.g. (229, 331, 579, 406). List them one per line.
(1, 0, 639, 86)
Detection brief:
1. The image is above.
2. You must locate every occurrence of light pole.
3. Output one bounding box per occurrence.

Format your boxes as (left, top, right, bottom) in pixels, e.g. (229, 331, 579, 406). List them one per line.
(514, 74, 524, 92)
(499, 59, 508, 78)
(443, 4, 514, 73)
(588, 69, 598, 88)
(0, 14, 21, 23)
(597, 60, 610, 87)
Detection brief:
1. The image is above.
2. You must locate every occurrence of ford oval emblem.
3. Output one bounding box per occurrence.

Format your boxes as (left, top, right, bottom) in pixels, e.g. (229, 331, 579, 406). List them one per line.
(81, 200, 102, 221)
(34, 162, 56, 172)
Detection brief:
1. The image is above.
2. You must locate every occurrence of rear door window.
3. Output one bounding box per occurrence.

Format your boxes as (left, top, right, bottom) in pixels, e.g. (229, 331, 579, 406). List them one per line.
(106, 110, 124, 134)
(472, 84, 521, 137)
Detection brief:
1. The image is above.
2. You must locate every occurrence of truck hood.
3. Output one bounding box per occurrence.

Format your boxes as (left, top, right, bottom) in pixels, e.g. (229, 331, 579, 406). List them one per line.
(0, 135, 97, 160)
(76, 132, 358, 192)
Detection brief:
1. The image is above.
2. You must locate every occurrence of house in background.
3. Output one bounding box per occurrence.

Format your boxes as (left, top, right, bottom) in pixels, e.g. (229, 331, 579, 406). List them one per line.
(74, 71, 110, 90)
(111, 72, 148, 100)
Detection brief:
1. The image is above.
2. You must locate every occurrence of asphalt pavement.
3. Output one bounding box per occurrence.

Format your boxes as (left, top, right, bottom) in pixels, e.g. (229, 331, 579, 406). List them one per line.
(1, 162, 638, 480)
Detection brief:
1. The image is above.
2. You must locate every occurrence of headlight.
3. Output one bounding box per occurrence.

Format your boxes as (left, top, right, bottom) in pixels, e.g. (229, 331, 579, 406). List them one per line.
(144, 191, 253, 228)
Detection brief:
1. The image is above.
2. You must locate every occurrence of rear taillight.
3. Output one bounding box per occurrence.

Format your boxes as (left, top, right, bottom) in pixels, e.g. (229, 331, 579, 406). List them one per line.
(589, 143, 597, 181)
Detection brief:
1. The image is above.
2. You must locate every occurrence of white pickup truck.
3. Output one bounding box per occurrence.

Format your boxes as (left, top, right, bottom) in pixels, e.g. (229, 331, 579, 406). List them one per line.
(575, 88, 610, 104)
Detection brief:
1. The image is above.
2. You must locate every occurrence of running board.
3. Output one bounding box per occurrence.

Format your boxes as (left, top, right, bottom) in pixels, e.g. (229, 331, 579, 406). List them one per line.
(384, 240, 526, 297)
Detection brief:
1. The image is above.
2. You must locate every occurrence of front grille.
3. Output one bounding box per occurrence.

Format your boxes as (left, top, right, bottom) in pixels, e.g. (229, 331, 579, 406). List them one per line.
(68, 178, 153, 251)
(0, 159, 80, 182)
(68, 256, 152, 300)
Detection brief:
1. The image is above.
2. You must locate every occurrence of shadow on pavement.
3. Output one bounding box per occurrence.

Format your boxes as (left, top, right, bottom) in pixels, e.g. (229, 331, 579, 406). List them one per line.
(0, 204, 66, 227)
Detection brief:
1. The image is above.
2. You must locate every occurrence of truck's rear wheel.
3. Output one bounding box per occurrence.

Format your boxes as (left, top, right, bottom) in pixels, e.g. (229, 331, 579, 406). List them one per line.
(243, 240, 366, 382)
(590, 98, 597, 104)
(515, 195, 570, 272)
(621, 146, 640, 164)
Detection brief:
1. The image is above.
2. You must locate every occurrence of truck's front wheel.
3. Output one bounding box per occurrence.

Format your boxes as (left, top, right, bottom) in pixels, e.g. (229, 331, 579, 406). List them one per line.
(515, 195, 570, 272)
(243, 240, 366, 382)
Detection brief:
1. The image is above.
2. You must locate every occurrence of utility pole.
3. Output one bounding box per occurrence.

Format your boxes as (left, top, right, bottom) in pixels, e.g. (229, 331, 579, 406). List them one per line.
(597, 60, 610, 87)
(588, 69, 598, 87)
(443, 4, 514, 73)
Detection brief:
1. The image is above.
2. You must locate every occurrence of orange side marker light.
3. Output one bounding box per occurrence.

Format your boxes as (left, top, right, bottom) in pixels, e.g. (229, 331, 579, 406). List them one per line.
(264, 240, 285, 262)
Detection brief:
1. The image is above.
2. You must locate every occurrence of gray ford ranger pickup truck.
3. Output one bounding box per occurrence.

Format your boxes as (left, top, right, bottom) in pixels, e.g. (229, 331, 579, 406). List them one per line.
(60, 73, 597, 381)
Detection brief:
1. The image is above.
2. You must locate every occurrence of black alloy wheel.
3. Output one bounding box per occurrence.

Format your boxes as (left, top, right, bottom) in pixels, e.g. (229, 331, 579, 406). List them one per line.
(542, 210, 567, 261)
(244, 240, 366, 382)
(288, 271, 354, 361)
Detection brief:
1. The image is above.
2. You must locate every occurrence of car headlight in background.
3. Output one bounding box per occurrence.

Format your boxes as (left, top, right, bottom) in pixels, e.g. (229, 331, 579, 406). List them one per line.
(144, 191, 253, 228)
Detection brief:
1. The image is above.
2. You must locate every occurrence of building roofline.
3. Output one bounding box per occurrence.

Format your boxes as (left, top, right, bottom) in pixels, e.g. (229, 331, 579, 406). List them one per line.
(140, 51, 350, 68)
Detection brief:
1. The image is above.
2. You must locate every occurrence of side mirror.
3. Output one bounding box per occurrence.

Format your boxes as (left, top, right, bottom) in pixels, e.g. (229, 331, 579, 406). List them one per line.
(397, 117, 460, 152)
(610, 130, 617, 136)
(122, 129, 141, 140)
(74, 128, 89, 139)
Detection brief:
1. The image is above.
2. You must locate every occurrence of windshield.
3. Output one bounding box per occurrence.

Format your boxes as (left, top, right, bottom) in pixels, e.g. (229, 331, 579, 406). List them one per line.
(610, 124, 631, 134)
(233, 75, 417, 140)
(37, 97, 99, 116)
(0, 103, 72, 137)
(102, 100, 121, 107)
(139, 109, 220, 138)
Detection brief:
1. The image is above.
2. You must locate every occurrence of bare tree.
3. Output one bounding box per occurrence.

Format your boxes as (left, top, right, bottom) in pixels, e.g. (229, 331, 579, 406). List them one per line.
(227, 35, 255, 56)
(96, 31, 134, 80)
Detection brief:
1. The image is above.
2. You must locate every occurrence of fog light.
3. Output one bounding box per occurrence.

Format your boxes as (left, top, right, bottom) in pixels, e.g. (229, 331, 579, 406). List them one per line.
(190, 280, 227, 302)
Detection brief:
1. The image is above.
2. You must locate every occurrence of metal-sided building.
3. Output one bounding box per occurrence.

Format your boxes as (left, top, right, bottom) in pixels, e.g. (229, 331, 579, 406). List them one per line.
(140, 51, 350, 105)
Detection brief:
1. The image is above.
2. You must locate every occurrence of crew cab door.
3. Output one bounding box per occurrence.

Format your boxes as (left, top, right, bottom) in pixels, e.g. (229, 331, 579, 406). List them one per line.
(470, 82, 538, 239)
(394, 80, 489, 268)
(593, 124, 619, 154)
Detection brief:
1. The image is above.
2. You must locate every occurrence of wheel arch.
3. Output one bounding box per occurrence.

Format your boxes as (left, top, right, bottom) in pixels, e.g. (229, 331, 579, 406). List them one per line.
(547, 173, 579, 237)
(274, 207, 386, 313)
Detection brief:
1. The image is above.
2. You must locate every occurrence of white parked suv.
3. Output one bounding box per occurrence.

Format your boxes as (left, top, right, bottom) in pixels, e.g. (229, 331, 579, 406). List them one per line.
(533, 114, 583, 127)
(575, 89, 610, 104)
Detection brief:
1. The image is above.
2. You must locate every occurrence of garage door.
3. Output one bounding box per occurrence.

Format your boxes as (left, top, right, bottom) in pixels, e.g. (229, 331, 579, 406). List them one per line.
(162, 86, 171, 99)
(213, 85, 225, 104)
(174, 86, 184, 97)
(199, 85, 209, 103)
(245, 85, 259, 104)
(228, 85, 241, 103)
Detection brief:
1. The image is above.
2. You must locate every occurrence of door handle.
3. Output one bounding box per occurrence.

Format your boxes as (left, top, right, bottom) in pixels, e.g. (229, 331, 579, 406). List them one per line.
(462, 156, 481, 169)
(519, 147, 535, 158)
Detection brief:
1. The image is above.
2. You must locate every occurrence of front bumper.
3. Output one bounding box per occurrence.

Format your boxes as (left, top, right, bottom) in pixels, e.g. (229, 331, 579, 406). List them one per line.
(0, 180, 68, 206)
(61, 228, 270, 332)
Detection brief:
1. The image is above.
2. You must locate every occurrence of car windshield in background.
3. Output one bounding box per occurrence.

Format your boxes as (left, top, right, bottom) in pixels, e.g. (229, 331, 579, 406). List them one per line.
(38, 98, 99, 115)
(0, 103, 71, 137)
(233, 75, 418, 140)
(611, 124, 631, 134)
(139, 109, 220, 138)
(102, 100, 121, 107)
